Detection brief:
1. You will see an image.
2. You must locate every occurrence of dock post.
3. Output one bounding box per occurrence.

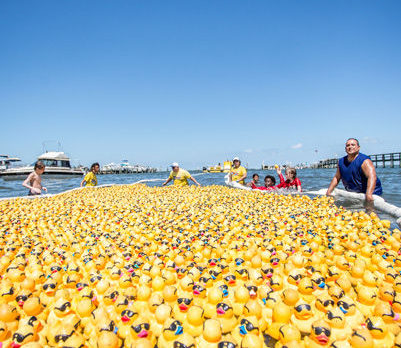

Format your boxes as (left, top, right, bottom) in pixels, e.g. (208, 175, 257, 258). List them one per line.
(371, 155, 377, 168)
(382, 154, 385, 168)
(391, 154, 394, 168)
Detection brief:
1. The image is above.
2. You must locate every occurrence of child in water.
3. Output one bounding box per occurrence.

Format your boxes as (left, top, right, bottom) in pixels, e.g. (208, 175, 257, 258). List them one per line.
(81, 162, 100, 187)
(22, 161, 47, 195)
(276, 166, 302, 192)
(253, 175, 276, 190)
(247, 173, 260, 188)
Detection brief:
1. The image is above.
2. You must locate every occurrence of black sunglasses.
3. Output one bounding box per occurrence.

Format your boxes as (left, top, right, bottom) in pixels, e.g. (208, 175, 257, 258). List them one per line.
(174, 343, 195, 348)
(132, 323, 150, 333)
(177, 298, 192, 305)
(43, 283, 56, 290)
(313, 326, 331, 337)
(295, 304, 311, 312)
(13, 332, 33, 343)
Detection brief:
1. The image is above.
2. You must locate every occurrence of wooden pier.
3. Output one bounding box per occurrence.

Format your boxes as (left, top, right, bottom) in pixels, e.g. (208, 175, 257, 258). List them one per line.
(370, 153, 401, 168)
(313, 152, 401, 169)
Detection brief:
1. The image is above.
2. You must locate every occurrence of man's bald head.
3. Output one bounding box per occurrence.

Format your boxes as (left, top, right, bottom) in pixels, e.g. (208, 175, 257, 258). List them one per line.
(346, 138, 359, 146)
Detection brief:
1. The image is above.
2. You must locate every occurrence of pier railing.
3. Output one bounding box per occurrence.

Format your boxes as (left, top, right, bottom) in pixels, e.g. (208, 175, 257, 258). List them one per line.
(311, 152, 401, 169)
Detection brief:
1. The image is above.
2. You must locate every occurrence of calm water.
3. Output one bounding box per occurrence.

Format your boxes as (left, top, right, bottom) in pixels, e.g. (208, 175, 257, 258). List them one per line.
(1, 168, 400, 224)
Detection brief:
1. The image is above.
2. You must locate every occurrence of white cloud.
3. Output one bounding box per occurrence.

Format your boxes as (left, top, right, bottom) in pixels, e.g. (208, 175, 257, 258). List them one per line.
(243, 149, 253, 153)
(291, 143, 303, 149)
(362, 136, 378, 144)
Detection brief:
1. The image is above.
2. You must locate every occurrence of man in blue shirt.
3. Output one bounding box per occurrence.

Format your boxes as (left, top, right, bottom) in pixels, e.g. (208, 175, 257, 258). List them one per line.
(326, 138, 382, 204)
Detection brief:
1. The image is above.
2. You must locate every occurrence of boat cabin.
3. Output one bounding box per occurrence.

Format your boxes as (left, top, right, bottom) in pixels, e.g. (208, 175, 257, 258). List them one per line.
(0, 155, 21, 170)
(37, 152, 72, 168)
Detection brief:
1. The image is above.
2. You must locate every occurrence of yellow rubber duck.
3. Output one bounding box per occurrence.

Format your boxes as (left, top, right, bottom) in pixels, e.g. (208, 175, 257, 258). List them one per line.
(125, 315, 155, 347)
(374, 301, 401, 335)
(325, 307, 352, 342)
(96, 331, 120, 348)
(183, 305, 204, 338)
(290, 300, 316, 334)
(275, 323, 304, 348)
(173, 295, 193, 323)
(365, 316, 395, 348)
(349, 326, 374, 348)
(157, 318, 184, 348)
(336, 296, 364, 330)
(151, 303, 172, 338)
(266, 301, 291, 340)
(215, 300, 237, 334)
(303, 319, 332, 347)
(117, 306, 139, 340)
(0, 303, 20, 332)
(196, 319, 222, 348)
(204, 287, 224, 319)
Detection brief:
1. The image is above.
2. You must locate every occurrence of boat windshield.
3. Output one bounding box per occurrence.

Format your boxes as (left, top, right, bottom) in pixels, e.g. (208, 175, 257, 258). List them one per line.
(38, 159, 71, 168)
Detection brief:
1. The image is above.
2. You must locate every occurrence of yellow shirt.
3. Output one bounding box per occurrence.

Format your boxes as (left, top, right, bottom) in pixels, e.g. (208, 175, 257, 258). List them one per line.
(169, 169, 191, 186)
(230, 166, 247, 185)
(83, 171, 97, 186)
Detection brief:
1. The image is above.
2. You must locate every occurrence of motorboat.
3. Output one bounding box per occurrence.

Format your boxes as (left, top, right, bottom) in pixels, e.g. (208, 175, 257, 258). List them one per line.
(0, 154, 21, 171)
(0, 152, 85, 180)
(203, 160, 232, 173)
(100, 160, 157, 174)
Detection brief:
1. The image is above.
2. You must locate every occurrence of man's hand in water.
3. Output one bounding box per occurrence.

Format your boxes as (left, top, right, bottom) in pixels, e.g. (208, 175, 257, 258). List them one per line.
(365, 193, 374, 204)
(42, 187, 47, 192)
(364, 194, 374, 213)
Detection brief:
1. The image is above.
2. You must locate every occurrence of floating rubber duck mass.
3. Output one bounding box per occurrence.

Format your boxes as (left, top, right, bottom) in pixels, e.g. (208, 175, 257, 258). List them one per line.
(0, 184, 400, 347)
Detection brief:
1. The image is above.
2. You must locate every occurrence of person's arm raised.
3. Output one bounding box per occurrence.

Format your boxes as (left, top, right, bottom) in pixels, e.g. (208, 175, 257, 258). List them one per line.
(361, 159, 377, 203)
(326, 166, 341, 196)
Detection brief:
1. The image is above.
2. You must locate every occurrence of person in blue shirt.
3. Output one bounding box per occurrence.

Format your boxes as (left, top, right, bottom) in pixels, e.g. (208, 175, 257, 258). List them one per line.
(326, 138, 382, 205)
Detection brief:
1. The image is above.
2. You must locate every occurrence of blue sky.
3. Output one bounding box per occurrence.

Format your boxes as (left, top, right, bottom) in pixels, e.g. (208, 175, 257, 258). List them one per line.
(1, 1, 400, 169)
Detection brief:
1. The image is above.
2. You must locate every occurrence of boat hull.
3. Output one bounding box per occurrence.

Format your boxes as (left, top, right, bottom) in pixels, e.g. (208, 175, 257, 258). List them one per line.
(0, 168, 84, 181)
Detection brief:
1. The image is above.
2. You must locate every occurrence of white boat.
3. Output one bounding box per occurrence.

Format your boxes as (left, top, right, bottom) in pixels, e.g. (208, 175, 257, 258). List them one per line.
(0, 154, 21, 171)
(100, 160, 157, 174)
(0, 152, 84, 180)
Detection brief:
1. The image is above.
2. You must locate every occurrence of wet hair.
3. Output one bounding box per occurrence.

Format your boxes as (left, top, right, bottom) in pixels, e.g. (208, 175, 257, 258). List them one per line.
(90, 163, 100, 171)
(346, 138, 360, 146)
(252, 173, 259, 179)
(285, 167, 297, 180)
(34, 161, 45, 170)
(264, 175, 276, 185)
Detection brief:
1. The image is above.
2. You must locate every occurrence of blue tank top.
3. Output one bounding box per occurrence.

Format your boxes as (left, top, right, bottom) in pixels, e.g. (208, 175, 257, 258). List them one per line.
(338, 153, 382, 195)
